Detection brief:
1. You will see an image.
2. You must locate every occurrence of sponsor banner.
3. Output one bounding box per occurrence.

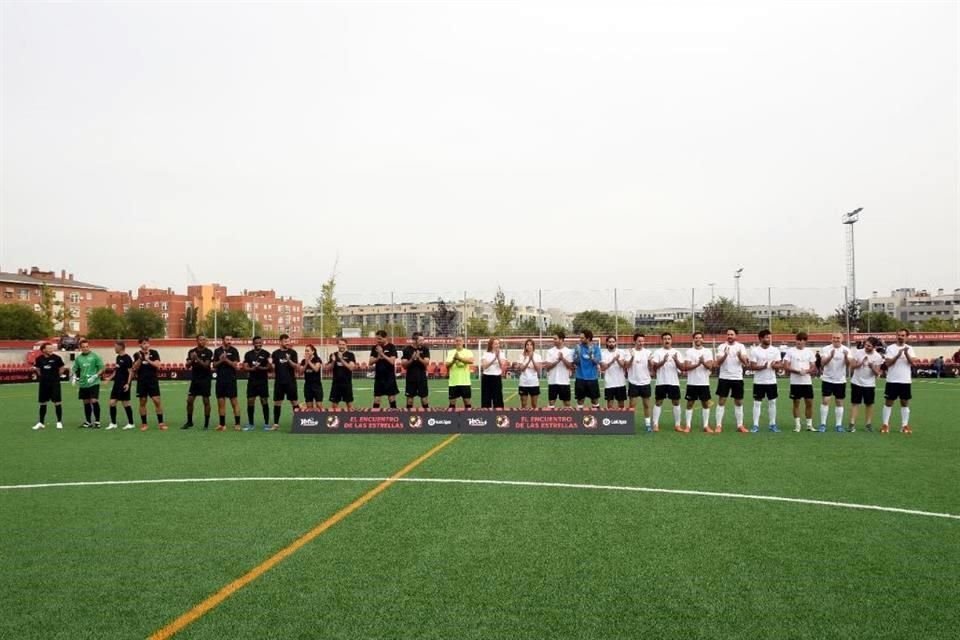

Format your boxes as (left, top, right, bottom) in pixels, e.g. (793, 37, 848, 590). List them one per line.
(292, 409, 636, 434)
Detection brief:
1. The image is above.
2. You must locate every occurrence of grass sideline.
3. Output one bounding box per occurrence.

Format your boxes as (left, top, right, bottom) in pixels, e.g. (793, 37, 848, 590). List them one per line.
(2, 378, 959, 639)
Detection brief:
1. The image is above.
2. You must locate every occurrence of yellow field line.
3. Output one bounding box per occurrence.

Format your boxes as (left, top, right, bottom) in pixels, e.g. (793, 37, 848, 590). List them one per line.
(147, 433, 461, 640)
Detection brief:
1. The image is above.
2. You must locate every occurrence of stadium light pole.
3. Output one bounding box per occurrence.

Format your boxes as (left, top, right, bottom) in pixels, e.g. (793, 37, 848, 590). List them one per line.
(842, 207, 862, 309)
(734, 268, 743, 307)
(708, 282, 716, 302)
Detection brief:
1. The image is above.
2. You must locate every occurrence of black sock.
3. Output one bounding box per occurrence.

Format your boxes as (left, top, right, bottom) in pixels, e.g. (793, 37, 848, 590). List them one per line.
(110, 405, 117, 424)
(247, 406, 255, 424)
(157, 413, 164, 424)
(124, 406, 134, 424)
(219, 414, 226, 426)
(372, 402, 380, 409)
(84, 403, 92, 423)
(261, 403, 270, 424)
(389, 400, 397, 409)
(186, 403, 194, 424)
(204, 412, 210, 428)
(273, 406, 281, 424)
(234, 413, 240, 426)
(92, 402, 101, 421)
(421, 402, 429, 409)
(39, 404, 47, 423)
(55, 404, 63, 421)
(448, 403, 455, 410)
(406, 400, 414, 410)
(465, 402, 472, 409)
(140, 413, 147, 425)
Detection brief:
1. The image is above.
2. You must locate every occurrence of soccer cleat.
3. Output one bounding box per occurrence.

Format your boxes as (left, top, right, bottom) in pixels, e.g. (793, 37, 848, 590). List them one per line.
(181, 423, 194, 430)
(56, 422, 63, 430)
(901, 425, 912, 434)
(32, 422, 44, 431)
(750, 425, 759, 433)
(880, 424, 889, 434)
(682, 426, 691, 434)
(674, 425, 685, 433)
(215, 425, 226, 432)
(806, 425, 816, 432)
(793, 425, 802, 432)
(645, 425, 653, 433)
(233, 425, 242, 431)
(864, 424, 873, 433)
(849, 424, 856, 433)
(736, 425, 748, 433)
(122, 424, 135, 430)
(652, 425, 659, 432)
(158, 424, 168, 431)
(268, 424, 281, 431)
(93, 422, 101, 429)
(105, 423, 118, 430)
(714, 426, 723, 434)
(835, 425, 846, 433)
(817, 425, 826, 433)
(243, 424, 256, 431)
(703, 426, 715, 434)
(81, 421, 92, 429)
(769, 425, 780, 433)
(140, 424, 149, 431)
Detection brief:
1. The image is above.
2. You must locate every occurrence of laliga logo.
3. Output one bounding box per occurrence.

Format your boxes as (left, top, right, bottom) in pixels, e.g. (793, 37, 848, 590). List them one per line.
(300, 417, 320, 427)
(409, 415, 423, 429)
(495, 415, 510, 429)
(582, 415, 598, 429)
(170, 371, 178, 379)
(427, 418, 436, 426)
(602, 418, 611, 426)
(325, 415, 339, 429)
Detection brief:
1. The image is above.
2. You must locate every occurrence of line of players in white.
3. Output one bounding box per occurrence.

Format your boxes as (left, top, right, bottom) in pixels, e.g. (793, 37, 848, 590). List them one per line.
(538, 327, 916, 434)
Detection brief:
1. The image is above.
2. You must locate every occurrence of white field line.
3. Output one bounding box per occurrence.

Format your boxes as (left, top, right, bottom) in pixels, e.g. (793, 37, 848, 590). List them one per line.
(1, 475, 957, 521)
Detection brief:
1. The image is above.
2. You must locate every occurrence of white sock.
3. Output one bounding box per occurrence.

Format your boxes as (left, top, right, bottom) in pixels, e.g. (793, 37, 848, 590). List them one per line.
(768, 399, 777, 425)
(734, 405, 744, 426)
(685, 409, 693, 427)
(901, 407, 910, 426)
(752, 401, 762, 427)
(806, 418, 813, 428)
(702, 408, 710, 428)
(820, 404, 829, 425)
(644, 416, 651, 427)
(795, 416, 801, 428)
(882, 405, 892, 425)
(716, 405, 725, 427)
(652, 405, 662, 427)
(835, 406, 844, 426)
(672, 405, 682, 427)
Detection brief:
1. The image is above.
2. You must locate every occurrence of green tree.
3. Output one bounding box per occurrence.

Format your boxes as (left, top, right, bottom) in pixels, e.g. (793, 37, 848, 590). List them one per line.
(38, 284, 55, 330)
(859, 311, 898, 333)
(124, 307, 166, 339)
(919, 317, 957, 331)
(87, 307, 127, 339)
(466, 316, 491, 337)
(184, 306, 198, 337)
(700, 297, 756, 334)
(431, 299, 459, 337)
(515, 317, 539, 335)
(571, 310, 619, 335)
(0, 304, 51, 339)
(201, 309, 260, 338)
(545, 323, 568, 337)
(834, 300, 862, 328)
(316, 276, 340, 339)
(492, 286, 517, 336)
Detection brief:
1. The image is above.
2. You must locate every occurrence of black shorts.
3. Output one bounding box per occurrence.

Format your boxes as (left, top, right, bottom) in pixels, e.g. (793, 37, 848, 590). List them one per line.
(628, 382, 651, 399)
(574, 379, 600, 402)
(329, 381, 354, 404)
(821, 381, 846, 400)
(274, 381, 299, 402)
(685, 385, 711, 403)
(655, 384, 681, 401)
(304, 382, 324, 403)
(789, 384, 814, 400)
(884, 382, 912, 401)
(216, 378, 238, 399)
(188, 378, 212, 398)
(448, 385, 472, 400)
(604, 386, 627, 402)
(716, 378, 744, 400)
(518, 385, 541, 397)
(374, 377, 399, 397)
(548, 384, 571, 402)
(850, 384, 876, 405)
(753, 383, 778, 400)
(137, 379, 161, 398)
(405, 376, 429, 399)
(247, 379, 269, 399)
(38, 381, 61, 404)
(78, 385, 100, 401)
(110, 384, 131, 402)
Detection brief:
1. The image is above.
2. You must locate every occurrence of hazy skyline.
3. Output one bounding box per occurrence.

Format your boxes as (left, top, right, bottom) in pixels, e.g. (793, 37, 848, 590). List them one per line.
(2, 1, 958, 313)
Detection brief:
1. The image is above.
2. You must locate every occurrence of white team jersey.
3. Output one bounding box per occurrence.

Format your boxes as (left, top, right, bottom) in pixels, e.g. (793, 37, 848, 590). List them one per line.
(626, 348, 652, 386)
(545, 346, 573, 385)
(750, 345, 781, 385)
(885, 344, 915, 384)
(481, 353, 504, 375)
(652, 348, 681, 386)
(517, 353, 542, 387)
(716, 342, 747, 380)
(684, 347, 713, 386)
(820, 344, 850, 384)
(601, 349, 626, 388)
(851, 349, 883, 388)
(784, 347, 815, 385)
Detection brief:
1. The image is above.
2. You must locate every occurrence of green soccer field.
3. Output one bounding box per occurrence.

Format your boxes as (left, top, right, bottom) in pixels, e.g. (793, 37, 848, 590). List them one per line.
(2, 377, 959, 639)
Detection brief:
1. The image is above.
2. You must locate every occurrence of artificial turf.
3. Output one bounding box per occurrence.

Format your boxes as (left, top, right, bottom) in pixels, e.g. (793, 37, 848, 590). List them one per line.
(1, 378, 958, 639)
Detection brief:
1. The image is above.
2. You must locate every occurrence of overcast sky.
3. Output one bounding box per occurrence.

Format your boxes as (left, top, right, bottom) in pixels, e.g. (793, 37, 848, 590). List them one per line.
(1, 1, 957, 313)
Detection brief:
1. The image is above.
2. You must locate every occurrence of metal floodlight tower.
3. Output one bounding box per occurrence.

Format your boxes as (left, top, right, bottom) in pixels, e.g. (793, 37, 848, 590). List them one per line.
(734, 268, 744, 306)
(842, 208, 862, 307)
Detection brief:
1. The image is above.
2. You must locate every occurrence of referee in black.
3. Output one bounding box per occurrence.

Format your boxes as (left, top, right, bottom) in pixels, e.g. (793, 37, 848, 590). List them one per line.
(183, 334, 213, 429)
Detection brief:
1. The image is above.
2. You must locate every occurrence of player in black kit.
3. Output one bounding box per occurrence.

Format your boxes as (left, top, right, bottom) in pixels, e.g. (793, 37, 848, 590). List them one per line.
(270, 333, 299, 430)
(183, 334, 213, 429)
(105, 340, 135, 430)
(401, 332, 431, 410)
(243, 336, 273, 431)
(213, 335, 242, 431)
